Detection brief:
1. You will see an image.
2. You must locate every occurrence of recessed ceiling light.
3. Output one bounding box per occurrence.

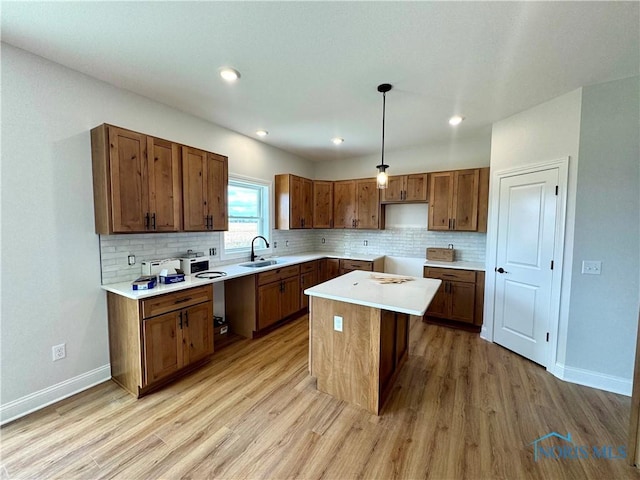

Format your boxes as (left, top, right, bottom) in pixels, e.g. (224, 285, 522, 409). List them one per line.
(219, 67, 241, 82)
(449, 115, 464, 126)
(256, 130, 268, 137)
(331, 137, 344, 145)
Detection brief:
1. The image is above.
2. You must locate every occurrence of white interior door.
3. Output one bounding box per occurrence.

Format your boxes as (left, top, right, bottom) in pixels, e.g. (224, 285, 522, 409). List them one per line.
(493, 168, 559, 366)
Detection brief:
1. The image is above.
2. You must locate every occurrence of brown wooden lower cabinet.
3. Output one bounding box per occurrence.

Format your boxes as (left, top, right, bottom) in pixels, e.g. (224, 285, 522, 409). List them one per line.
(319, 258, 340, 283)
(300, 261, 319, 310)
(339, 257, 385, 275)
(226, 265, 303, 338)
(423, 267, 485, 327)
(107, 285, 214, 397)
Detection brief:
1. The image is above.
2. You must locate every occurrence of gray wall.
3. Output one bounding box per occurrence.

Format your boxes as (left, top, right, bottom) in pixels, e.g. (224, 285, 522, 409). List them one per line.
(566, 76, 640, 378)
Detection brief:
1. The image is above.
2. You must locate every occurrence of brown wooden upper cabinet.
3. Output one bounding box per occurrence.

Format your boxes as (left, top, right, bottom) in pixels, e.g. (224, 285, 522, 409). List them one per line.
(333, 178, 381, 229)
(91, 124, 182, 234)
(313, 180, 334, 229)
(182, 147, 228, 231)
(428, 168, 489, 232)
(381, 173, 429, 203)
(275, 174, 313, 229)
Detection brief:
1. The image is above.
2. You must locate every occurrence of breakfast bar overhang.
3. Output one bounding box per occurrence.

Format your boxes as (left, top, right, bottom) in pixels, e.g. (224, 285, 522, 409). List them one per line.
(305, 270, 441, 414)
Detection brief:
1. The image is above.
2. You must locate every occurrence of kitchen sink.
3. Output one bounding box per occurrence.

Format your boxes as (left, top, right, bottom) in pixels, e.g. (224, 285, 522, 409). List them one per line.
(239, 259, 281, 268)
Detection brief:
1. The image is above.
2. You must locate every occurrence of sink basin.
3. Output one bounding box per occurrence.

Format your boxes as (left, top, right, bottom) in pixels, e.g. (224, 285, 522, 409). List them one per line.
(239, 259, 281, 268)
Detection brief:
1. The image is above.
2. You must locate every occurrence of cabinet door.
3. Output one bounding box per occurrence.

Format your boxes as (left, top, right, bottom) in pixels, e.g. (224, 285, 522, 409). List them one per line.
(257, 282, 282, 330)
(183, 302, 214, 364)
(355, 178, 380, 229)
(207, 152, 228, 231)
(147, 137, 181, 232)
(379, 311, 397, 393)
(333, 180, 356, 228)
(300, 270, 318, 309)
(452, 169, 479, 231)
(449, 281, 476, 323)
(182, 146, 209, 231)
(108, 126, 148, 232)
(289, 175, 304, 228)
(319, 258, 340, 282)
(281, 276, 301, 319)
(380, 176, 405, 203)
(326, 258, 340, 279)
(396, 313, 408, 362)
(405, 174, 429, 202)
(425, 282, 448, 318)
(143, 311, 180, 385)
(428, 172, 454, 231)
(313, 181, 334, 228)
(302, 177, 313, 228)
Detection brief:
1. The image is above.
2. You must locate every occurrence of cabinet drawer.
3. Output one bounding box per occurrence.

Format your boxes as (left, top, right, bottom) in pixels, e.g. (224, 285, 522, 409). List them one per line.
(141, 285, 213, 319)
(339, 259, 373, 271)
(424, 267, 476, 283)
(257, 265, 300, 286)
(300, 261, 317, 274)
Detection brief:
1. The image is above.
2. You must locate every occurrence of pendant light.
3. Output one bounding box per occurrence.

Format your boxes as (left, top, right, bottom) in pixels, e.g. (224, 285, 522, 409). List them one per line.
(376, 83, 392, 189)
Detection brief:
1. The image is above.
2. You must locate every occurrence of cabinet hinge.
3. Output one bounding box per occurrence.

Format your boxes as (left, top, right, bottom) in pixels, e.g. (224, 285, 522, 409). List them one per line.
(546, 332, 550, 342)
(555, 185, 559, 196)
(550, 260, 554, 270)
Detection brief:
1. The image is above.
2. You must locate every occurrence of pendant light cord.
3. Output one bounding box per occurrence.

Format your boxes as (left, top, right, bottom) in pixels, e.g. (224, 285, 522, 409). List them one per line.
(381, 90, 386, 165)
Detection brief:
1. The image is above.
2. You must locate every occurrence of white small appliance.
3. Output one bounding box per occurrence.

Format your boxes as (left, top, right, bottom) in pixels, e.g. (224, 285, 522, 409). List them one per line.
(179, 257, 210, 275)
(141, 258, 181, 276)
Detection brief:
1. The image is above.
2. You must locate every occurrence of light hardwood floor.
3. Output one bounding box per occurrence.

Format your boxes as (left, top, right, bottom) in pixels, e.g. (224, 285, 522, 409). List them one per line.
(1, 316, 638, 479)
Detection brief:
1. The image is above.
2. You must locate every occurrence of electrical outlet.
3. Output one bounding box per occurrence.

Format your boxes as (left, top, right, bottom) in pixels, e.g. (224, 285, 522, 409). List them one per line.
(333, 315, 343, 332)
(273, 241, 278, 249)
(285, 240, 289, 247)
(209, 247, 217, 256)
(364, 240, 368, 246)
(127, 255, 135, 266)
(52, 343, 66, 361)
(321, 237, 326, 244)
(581, 260, 602, 275)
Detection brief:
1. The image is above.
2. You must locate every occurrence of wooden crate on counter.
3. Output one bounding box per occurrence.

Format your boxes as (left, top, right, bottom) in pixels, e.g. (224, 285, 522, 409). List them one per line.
(426, 247, 455, 262)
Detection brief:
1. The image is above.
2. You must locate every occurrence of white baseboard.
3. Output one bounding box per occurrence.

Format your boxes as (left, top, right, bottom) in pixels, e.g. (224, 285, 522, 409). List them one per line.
(553, 363, 632, 396)
(0, 365, 111, 425)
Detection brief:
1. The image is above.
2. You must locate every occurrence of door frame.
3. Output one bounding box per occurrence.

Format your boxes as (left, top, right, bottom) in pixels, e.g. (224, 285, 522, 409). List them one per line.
(482, 157, 569, 371)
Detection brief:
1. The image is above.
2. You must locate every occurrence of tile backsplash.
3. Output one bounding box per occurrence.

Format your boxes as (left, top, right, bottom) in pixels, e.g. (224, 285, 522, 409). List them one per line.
(314, 229, 486, 261)
(100, 228, 485, 284)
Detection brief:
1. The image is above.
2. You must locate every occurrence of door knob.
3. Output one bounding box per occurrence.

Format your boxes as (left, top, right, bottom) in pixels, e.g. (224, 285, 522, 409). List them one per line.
(495, 267, 508, 274)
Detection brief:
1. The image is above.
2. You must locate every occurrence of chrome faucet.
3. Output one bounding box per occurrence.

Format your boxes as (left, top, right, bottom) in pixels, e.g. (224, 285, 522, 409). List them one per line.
(250, 235, 270, 262)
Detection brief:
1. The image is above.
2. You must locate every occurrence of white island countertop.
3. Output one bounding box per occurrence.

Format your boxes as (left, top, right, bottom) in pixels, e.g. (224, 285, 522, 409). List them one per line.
(304, 270, 441, 316)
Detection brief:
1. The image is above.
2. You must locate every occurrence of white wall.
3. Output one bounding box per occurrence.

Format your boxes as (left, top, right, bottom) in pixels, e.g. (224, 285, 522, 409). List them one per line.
(313, 130, 491, 180)
(0, 43, 315, 421)
(565, 76, 640, 379)
(488, 79, 640, 394)
(488, 88, 582, 371)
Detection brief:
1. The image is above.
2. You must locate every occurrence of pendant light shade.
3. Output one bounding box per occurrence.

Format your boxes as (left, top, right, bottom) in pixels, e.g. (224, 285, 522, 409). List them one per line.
(376, 83, 392, 189)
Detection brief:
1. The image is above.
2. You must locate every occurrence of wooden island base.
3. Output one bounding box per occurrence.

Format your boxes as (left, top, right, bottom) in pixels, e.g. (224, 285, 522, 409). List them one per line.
(309, 296, 409, 415)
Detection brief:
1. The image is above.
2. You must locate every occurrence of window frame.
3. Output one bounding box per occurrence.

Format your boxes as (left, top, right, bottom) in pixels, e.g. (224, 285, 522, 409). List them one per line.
(222, 174, 272, 261)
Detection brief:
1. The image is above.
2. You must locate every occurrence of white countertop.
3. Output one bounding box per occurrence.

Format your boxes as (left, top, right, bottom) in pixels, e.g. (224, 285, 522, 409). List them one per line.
(304, 270, 441, 316)
(102, 252, 385, 300)
(424, 260, 485, 271)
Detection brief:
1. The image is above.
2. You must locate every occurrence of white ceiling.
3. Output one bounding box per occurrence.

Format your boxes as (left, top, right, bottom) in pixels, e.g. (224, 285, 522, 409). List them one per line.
(2, 1, 638, 162)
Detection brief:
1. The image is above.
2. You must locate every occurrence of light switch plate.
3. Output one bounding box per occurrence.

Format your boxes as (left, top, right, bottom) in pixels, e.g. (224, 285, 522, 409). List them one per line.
(581, 260, 602, 275)
(333, 315, 343, 332)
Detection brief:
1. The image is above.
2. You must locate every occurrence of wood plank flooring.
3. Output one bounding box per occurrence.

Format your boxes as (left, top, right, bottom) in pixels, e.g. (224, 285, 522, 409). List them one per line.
(1, 316, 638, 479)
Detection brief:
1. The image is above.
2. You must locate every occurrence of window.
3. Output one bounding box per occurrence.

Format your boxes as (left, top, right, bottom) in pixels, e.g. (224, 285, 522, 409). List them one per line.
(223, 177, 270, 256)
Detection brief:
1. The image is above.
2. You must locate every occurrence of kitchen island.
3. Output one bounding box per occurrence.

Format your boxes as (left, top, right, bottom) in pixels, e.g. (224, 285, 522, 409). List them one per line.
(305, 270, 441, 414)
